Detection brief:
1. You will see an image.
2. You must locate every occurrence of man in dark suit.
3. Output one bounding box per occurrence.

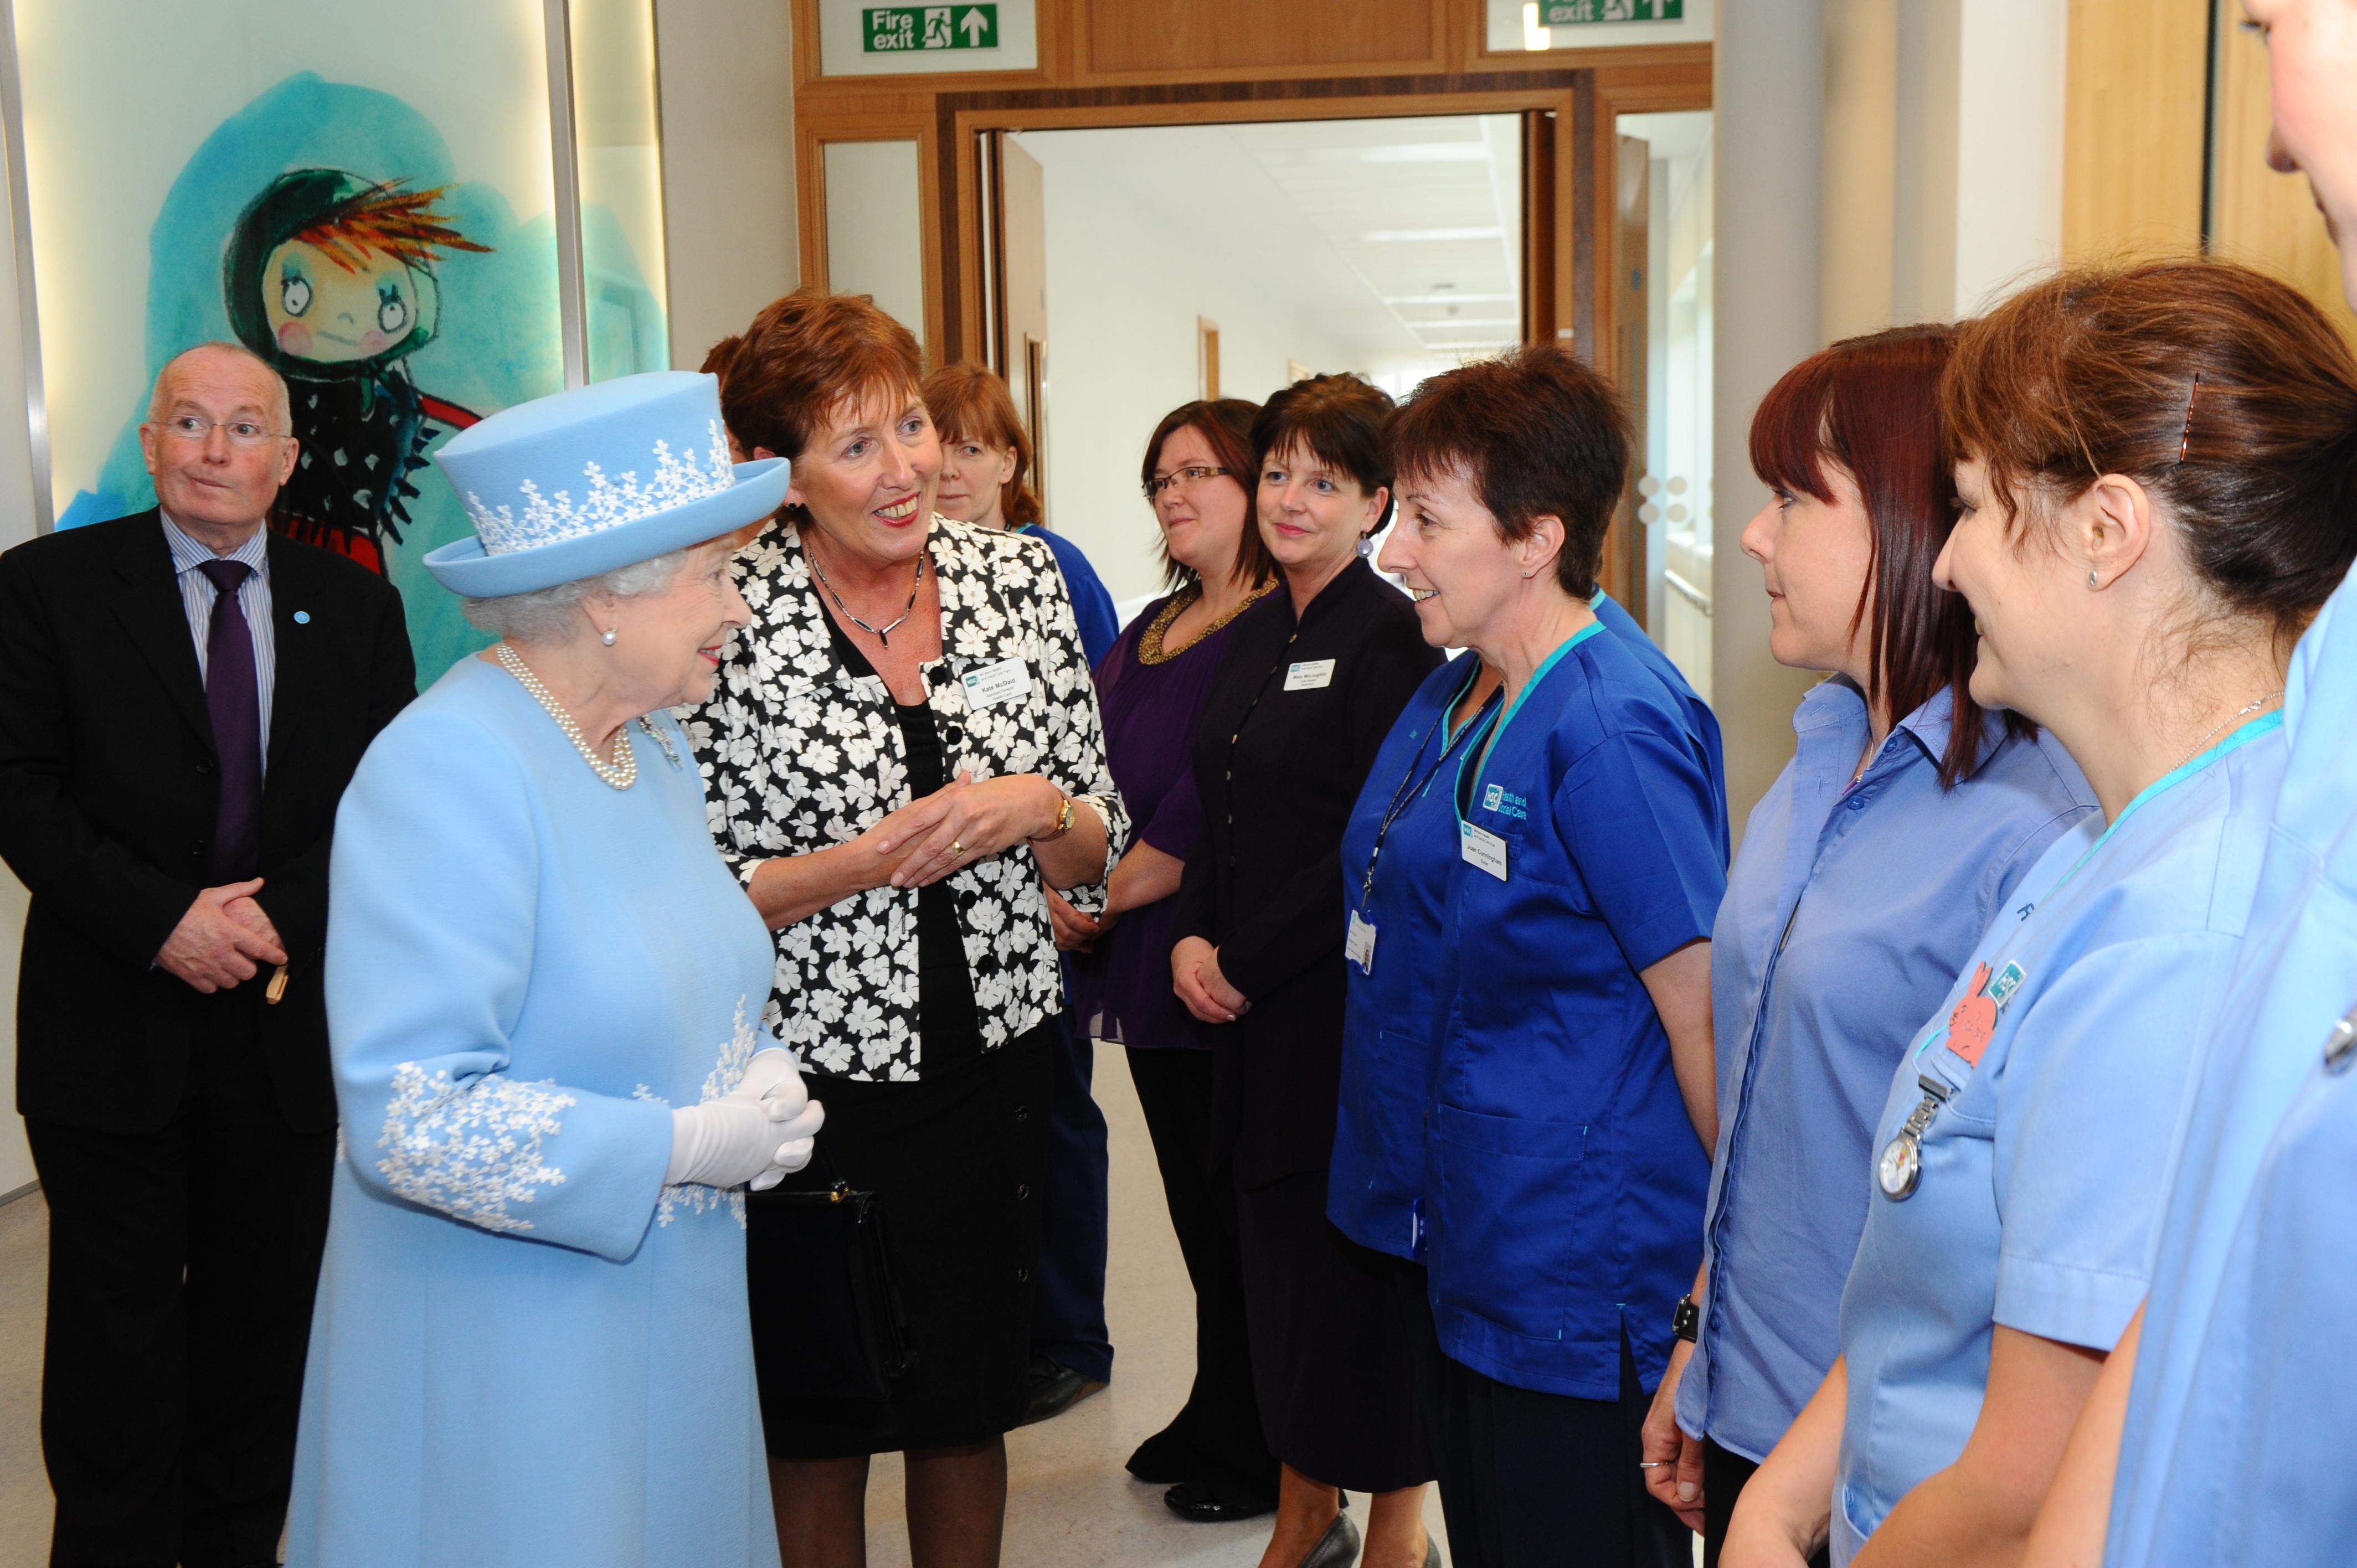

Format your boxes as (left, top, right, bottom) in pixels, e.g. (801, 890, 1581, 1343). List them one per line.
(0, 341, 415, 1567)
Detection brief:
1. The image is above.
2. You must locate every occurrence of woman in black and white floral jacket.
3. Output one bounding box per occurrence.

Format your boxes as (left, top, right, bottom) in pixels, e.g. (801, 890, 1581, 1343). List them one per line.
(690, 289, 1129, 1568)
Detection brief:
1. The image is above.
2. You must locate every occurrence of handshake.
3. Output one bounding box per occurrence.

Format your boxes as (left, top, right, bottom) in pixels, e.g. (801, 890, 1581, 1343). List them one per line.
(665, 1048, 827, 1192)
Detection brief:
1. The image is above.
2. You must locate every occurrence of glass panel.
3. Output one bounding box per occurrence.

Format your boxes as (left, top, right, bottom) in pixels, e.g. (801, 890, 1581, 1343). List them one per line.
(1486, 0, 1712, 53)
(825, 140, 926, 344)
(816, 0, 1039, 77)
(570, 0, 670, 381)
(1619, 110, 1713, 699)
(10, 0, 564, 683)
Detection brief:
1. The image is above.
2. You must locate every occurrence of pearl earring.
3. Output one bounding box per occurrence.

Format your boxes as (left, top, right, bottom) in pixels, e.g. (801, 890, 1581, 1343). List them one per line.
(600, 627, 618, 646)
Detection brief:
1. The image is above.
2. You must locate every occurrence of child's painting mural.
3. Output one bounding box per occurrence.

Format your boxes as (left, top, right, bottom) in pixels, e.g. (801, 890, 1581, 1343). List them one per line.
(53, 72, 569, 678)
(225, 169, 490, 571)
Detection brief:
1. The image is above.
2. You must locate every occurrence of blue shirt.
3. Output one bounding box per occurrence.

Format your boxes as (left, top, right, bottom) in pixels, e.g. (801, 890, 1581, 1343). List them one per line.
(162, 512, 275, 766)
(1592, 589, 1728, 859)
(1425, 621, 1727, 1399)
(1330, 655, 1501, 1259)
(1829, 716, 2287, 1565)
(1675, 680, 2093, 1460)
(2105, 573, 2357, 1567)
(1014, 524, 1119, 668)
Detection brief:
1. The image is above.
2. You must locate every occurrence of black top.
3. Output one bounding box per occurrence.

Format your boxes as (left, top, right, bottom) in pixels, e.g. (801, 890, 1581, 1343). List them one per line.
(1172, 558, 1442, 1188)
(828, 617, 984, 1075)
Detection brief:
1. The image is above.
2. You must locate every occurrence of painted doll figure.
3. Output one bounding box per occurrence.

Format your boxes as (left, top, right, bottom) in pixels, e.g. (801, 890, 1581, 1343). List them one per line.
(224, 168, 488, 571)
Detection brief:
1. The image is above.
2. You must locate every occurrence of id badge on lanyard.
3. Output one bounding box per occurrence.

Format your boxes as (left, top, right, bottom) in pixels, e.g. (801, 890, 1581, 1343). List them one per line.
(1878, 958, 2025, 1200)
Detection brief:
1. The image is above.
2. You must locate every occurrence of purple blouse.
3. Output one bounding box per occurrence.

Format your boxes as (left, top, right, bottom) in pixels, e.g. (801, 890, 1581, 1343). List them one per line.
(1069, 586, 1265, 1051)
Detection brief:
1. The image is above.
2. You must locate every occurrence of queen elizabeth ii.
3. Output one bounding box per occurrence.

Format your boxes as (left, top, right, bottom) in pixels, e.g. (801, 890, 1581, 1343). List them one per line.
(286, 373, 820, 1567)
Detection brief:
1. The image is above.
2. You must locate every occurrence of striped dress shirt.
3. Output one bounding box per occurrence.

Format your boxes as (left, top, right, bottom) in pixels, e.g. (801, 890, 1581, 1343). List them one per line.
(161, 511, 275, 773)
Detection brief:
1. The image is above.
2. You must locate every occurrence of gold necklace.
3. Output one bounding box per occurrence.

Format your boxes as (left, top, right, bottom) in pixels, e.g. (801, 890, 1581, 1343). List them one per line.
(497, 642, 637, 790)
(1140, 576, 1277, 665)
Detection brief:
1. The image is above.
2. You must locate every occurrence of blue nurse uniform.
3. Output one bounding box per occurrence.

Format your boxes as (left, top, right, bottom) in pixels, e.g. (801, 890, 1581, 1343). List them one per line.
(1830, 715, 2287, 1565)
(2104, 572, 2357, 1567)
(1425, 620, 1727, 1400)
(1677, 681, 2092, 1466)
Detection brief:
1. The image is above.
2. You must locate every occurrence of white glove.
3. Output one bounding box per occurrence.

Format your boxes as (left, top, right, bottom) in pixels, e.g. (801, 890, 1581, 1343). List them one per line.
(666, 1051, 826, 1190)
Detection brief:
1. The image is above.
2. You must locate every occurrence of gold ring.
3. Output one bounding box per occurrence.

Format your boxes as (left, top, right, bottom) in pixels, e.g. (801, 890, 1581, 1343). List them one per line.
(950, 840, 965, 857)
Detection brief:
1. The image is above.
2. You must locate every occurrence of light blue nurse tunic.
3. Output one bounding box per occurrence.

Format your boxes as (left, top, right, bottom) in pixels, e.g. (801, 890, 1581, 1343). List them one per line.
(286, 656, 783, 1568)
(2104, 571, 2357, 1567)
(1424, 621, 1726, 1398)
(1677, 680, 2092, 1463)
(1829, 714, 2287, 1564)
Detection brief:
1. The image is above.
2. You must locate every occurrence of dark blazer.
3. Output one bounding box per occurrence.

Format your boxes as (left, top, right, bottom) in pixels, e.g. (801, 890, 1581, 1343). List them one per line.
(0, 509, 415, 1134)
(1172, 558, 1440, 1189)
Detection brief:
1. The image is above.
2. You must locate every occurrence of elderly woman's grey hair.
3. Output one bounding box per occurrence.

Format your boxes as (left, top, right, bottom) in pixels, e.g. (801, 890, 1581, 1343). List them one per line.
(461, 549, 691, 643)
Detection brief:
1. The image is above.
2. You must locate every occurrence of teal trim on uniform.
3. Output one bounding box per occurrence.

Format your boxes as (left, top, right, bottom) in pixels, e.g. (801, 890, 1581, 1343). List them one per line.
(1455, 619, 1606, 827)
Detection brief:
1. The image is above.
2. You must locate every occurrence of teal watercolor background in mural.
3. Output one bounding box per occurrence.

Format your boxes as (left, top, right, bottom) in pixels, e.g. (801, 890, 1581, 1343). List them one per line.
(54, 72, 655, 684)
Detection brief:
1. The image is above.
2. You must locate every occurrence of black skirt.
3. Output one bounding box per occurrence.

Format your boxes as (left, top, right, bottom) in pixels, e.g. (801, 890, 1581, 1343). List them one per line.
(749, 1022, 1056, 1457)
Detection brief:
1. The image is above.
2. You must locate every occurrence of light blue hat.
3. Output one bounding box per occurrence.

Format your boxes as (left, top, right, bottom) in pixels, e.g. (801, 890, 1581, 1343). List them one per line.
(423, 370, 790, 597)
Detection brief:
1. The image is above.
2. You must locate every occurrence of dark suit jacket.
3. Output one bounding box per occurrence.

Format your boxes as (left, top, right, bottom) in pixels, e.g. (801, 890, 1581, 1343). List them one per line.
(0, 509, 415, 1134)
(1172, 559, 1440, 1189)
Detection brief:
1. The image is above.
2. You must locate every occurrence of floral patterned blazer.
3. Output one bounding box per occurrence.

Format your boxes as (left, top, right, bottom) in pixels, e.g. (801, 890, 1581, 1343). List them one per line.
(686, 516, 1130, 1080)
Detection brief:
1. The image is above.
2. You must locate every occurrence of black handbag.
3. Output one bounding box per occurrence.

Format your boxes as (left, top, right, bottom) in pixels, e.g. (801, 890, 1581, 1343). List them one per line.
(745, 1156, 916, 1405)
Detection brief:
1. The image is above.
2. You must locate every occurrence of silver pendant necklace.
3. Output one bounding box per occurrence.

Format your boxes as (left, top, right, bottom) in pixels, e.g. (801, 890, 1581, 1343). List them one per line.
(806, 533, 926, 648)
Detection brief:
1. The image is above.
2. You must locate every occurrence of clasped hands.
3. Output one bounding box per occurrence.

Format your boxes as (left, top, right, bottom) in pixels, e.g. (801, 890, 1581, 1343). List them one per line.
(667, 1047, 826, 1191)
(867, 770, 1064, 889)
(156, 879, 286, 993)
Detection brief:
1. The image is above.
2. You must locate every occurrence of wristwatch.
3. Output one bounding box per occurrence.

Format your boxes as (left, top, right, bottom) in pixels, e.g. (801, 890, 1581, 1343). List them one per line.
(1672, 1293, 1701, 1344)
(1030, 795, 1077, 842)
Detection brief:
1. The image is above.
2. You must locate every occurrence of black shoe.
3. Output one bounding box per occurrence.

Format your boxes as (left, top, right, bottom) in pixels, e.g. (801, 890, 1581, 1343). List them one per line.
(1125, 1416, 1190, 1482)
(1296, 1513, 1363, 1568)
(1163, 1477, 1280, 1521)
(1018, 1354, 1107, 1426)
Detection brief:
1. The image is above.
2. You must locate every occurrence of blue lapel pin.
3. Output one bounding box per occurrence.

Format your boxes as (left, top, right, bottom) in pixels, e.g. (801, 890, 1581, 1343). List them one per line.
(292, 611, 310, 623)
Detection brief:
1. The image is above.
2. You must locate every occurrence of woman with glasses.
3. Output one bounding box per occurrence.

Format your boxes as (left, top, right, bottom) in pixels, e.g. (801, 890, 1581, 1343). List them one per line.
(1061, 398, 1284, 1512)
(1171, 374, 1442, 1567)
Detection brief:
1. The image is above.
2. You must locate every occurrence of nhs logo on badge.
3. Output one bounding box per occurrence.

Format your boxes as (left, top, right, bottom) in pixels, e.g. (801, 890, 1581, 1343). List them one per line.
(1481, 784, 1530, 821)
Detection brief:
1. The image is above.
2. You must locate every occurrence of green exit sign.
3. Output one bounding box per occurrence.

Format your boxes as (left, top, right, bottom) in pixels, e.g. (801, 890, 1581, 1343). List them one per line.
(864, 4, 999, 51)
(1542, 0, 1682, 21)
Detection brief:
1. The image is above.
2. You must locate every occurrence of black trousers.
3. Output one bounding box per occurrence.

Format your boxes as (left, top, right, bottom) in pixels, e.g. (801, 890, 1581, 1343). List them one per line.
(1124, 1045, 1278, 1497)
(1403, 1275, 1690, 1568)
(1702, 1438, 1830, 1568)
(1029, 1009, 1113, 1383)
(27, 987, 334, 1568)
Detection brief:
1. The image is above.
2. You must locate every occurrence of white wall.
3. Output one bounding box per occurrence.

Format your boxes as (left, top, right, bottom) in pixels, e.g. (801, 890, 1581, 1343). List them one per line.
(1026, 135, 1361, 610)
(653, 0, 799, 369)
(0, 100, 38, 1196)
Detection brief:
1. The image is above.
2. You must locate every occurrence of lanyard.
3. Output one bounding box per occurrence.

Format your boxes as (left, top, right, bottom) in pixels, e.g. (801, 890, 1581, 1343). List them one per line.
(1356, 661, 1500, 915)
(1454, 621, 1603, 824)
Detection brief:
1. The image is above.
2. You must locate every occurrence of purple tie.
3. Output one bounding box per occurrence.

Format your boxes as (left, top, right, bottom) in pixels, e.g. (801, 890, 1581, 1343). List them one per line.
(197, 559, 261, 882)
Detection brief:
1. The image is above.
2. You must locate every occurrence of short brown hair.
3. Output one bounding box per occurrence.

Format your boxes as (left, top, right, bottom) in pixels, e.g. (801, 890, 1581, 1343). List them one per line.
(1251, 374, 1396, 534)
(718, 290, 924, 526)
(1385, 344, 1631, 600)
(1752, 324, 2025, 786)
(922, 362, 1040, 527)
(1141, 398, 1275, 591)
(1944, 260, 2357, 647)
(699, 333, 742, 385)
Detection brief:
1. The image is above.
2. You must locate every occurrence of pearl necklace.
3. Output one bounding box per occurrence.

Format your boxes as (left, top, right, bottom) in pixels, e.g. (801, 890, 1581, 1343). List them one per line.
(497, 642, 637, 790)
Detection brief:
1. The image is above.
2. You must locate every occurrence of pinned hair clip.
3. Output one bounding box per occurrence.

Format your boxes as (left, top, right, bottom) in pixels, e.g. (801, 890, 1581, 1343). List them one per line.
(2178, 373, 2202, 464)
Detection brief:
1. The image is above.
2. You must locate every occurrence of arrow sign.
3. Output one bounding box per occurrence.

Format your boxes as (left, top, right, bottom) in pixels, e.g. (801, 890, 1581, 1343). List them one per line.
(863, 3, 999, 50)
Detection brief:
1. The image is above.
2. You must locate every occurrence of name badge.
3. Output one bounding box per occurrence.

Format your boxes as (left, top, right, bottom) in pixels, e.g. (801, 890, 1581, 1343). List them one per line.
(961, 657, 1032, 710)
(1346, 910, 1378, 974)
(1284, 659, 1336, 691)
(1460, 821, 1508, 879)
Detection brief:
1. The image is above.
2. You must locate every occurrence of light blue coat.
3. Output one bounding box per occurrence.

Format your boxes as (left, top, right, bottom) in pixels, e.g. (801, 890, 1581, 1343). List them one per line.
(286, 655, 783, 1568)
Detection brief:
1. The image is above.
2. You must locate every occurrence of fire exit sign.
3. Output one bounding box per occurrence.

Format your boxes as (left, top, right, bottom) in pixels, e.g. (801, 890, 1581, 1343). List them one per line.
(1541, 0, 1682, 21)
(864, 4, 998, 50)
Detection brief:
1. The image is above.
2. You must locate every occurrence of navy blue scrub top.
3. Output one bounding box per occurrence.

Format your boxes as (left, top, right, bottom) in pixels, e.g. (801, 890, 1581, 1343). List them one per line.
(1424, 621, 1727, 1400)
(1329, 654, 1502, 1259)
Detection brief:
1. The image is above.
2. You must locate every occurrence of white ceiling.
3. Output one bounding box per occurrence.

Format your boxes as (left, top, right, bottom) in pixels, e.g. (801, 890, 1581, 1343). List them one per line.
(1018, 114, 1523, 382)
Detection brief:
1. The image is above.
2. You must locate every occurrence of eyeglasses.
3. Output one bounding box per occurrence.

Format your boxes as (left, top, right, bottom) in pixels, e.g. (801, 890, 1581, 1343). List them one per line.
(149, 415, 289, 448)
(1143, 465, 1231, 500)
